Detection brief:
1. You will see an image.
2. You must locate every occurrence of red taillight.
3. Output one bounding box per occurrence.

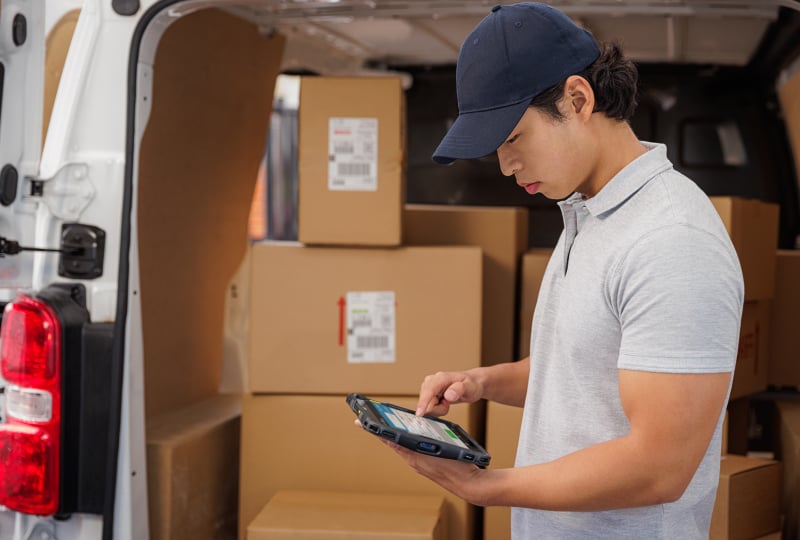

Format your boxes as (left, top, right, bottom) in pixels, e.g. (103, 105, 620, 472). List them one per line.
(0, 425, 58, 515)
(0, 296, 62, 515)
(1, 299, 59, 386)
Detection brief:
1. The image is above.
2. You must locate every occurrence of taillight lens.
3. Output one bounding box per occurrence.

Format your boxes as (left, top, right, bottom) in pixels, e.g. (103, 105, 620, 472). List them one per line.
(0, 424, 58, 515)
(1, 298, 59, 387)
(0, 296, 62, 515)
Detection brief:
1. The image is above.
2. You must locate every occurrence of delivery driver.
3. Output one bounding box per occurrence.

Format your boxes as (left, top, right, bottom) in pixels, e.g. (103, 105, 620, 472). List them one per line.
(372, 3, 744, 538)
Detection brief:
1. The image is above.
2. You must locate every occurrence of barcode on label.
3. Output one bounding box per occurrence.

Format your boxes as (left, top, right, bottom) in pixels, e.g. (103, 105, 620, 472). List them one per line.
(357, 336, 389, 349)
(352, 318, 371, 328)
(334, 142, 355, 154)
(338, 162, 371, 176)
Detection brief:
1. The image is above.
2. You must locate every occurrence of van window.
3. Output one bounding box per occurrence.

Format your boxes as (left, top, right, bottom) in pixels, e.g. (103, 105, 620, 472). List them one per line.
(681, 119, 748, 167)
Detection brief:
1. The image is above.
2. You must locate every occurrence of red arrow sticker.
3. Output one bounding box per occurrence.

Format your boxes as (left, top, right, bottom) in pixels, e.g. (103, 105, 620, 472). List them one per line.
(338, 296, 346, 346)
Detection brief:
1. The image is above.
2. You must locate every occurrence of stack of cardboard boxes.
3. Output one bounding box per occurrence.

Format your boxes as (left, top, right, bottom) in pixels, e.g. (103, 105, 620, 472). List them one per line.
(766, 251, 800, 539)
(239, 76, 529, 540)
(708, 198, 784, 538)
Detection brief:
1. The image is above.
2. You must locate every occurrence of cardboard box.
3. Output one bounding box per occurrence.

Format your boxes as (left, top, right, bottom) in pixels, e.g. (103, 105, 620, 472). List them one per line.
(146, 395, 242, 540)
(710, 454, 782, 540)
(483, 402, 524, 540)
(248, 242, 482, 394)
(709, 197, 779, 301)
(247, 490, 446, 540)
(769, 251, 800, 390)
(776, 400, 800, 540)
(298, 77, 405, 246)
(731, 301, 770, 400)
(518, 249, 552, 358)
(403, 204, 529, 364)
(239, 394, 480, 540)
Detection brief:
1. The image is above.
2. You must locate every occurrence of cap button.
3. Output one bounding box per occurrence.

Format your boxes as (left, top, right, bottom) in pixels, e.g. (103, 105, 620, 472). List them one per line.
(491, 4, 502, 12)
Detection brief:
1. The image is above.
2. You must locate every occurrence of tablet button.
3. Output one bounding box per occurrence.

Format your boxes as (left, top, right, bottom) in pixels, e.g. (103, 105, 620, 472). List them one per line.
(417, 441, 440, 454)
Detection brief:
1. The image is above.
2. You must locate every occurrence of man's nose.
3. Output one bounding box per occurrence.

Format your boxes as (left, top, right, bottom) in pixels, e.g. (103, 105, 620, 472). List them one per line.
(496, 147, 517, 177)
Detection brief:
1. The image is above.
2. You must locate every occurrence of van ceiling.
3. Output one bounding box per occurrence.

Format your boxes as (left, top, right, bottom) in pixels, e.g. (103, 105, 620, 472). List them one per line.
(221, 1, 787, 75)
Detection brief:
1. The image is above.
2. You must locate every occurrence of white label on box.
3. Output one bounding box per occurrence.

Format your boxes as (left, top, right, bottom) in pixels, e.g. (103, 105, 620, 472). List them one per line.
(346, 291, 395, 363)
(328, 117, 378, 191)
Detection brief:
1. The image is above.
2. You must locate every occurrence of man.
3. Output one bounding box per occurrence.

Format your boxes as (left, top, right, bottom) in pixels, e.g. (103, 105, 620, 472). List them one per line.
(378, 3, 744, 538)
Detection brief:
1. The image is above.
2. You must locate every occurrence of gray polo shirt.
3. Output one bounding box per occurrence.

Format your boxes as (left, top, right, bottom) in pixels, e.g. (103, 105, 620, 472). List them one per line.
(512, 142, 744, 539)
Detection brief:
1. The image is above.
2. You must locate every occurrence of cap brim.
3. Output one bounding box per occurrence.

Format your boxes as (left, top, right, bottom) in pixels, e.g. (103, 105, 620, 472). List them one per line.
(431, 99, 530, 165)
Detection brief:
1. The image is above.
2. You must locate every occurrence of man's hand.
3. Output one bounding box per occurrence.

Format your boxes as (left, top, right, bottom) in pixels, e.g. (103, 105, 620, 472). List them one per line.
(416, 358, 531, 416)
(381, 440, 491, 506)
(351, 416, 491, 505)
(416, 370, 485, 417)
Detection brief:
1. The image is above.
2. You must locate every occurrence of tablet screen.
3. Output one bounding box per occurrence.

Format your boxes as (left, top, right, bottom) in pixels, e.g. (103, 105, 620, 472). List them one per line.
(372, 402, 468, 449)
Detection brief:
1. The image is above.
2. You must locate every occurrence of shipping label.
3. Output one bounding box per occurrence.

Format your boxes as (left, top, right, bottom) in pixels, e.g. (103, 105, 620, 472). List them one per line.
(328, 117, 378, 191)
(346, 291, 395, 363)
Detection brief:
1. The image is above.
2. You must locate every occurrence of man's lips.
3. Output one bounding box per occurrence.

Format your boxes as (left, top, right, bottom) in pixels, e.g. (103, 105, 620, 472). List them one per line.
(520, 182, 541, 195)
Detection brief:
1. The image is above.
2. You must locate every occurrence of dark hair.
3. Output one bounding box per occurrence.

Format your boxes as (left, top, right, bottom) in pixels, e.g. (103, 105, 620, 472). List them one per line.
(529, 41, 638, 122)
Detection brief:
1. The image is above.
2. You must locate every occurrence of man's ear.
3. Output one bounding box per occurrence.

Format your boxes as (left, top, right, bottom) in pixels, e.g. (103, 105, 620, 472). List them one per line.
(563, 75, 595, 120)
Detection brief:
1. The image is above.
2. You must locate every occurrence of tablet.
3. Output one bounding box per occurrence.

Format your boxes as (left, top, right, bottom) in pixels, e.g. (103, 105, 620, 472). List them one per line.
(346, 393, 491, 467)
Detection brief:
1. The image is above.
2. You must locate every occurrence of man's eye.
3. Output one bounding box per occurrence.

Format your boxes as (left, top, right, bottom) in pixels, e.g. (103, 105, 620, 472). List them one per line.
(507, 134, 519, 144)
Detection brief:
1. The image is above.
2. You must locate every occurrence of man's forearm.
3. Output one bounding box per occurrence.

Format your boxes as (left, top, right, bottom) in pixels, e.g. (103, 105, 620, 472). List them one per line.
(476, 433, 687, 510)
(467, 370, 729, 511)
(469, 357, 530, 407)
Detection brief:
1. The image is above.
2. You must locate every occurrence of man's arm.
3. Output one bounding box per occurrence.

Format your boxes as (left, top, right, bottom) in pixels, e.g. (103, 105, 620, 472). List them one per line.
(395, 368, 730, 509)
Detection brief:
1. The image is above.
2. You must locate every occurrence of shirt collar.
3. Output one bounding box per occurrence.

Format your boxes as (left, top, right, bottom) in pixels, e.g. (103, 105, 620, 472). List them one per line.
(574, 141, 672, 217)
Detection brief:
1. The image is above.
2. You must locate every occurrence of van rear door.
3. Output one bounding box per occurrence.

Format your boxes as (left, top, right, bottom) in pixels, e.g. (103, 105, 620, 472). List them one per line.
(0, 0, 45, 295)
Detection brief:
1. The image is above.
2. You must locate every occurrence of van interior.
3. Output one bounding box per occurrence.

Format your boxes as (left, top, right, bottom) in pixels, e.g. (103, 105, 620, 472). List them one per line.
(43, 1, 800, 538)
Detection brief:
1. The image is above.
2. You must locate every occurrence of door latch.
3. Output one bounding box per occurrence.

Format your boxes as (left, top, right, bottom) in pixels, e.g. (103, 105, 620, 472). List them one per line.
(0, 223, 105, 279)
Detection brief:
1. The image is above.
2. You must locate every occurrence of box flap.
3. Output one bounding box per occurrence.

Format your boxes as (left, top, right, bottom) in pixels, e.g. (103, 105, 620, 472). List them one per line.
(720, 454, 778, 477)
(147, 394, 241, 444)
(249, 490, 445, 538)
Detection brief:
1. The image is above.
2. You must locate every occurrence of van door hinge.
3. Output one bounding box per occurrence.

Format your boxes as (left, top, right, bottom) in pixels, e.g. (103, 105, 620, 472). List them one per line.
(24, 163, 95, 221)
(24, 521, 56, 540)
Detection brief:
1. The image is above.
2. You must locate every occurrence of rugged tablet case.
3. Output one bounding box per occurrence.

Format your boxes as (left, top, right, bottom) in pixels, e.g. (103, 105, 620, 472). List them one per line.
(347, 393, 491, 467)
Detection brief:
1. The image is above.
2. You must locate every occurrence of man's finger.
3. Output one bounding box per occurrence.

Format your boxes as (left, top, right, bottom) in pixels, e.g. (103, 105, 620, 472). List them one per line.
(417, 394, 440, 416)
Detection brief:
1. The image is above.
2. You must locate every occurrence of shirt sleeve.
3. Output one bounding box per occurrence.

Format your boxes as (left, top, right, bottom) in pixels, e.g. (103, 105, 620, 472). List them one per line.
(607, 223, 744, 373)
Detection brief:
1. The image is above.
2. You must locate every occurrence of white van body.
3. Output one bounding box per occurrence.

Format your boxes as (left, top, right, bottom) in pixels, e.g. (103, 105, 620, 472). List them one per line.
(0, 1, 798, 539)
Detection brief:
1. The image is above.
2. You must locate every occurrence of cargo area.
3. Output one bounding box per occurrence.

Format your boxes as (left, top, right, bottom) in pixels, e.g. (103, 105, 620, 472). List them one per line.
(91, 1, 800, 539)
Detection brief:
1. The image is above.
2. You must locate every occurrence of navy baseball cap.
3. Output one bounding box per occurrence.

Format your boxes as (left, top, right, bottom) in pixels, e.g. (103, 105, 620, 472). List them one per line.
(432, 3, 600, 164)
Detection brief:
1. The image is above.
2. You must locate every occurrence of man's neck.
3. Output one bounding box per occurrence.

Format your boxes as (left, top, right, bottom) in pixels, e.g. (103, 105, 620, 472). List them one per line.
(581, 120, 647, 198)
